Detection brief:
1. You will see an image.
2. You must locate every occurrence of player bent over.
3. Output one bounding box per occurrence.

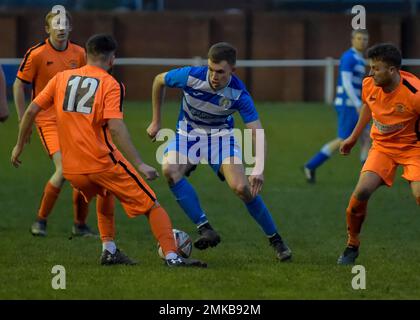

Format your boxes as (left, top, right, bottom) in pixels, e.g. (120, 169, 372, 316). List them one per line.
(338, 43, 420, 264)
(147, 42, 292, 262)
(12, 34, 206, 268)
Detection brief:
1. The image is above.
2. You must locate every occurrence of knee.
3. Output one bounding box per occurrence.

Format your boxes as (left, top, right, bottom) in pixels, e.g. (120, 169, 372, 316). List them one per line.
(232, 183, 251, 201)
(162, 164, 182, 185)
(415, 196, 420, 206)
(353, 188, 372, 201)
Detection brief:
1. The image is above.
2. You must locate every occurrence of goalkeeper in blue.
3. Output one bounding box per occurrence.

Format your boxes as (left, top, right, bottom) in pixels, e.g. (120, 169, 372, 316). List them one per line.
(146, 42, 292, 262)
(303, 29, 370, 183)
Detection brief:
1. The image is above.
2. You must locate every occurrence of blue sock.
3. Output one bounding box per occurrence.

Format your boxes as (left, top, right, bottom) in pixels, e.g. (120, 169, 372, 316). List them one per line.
(305, 151, 329, 170)
(170, 178, 208, 225)
(245, 195, 277, 236)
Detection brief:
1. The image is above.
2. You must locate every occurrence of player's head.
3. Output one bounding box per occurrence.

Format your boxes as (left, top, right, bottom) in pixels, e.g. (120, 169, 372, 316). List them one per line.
(351, 29, 369, 52)
(85, 34, 117, 71)
(45, 9, 72, 43)
(207, 42, 237, 90)
(367, 43, 401, 87)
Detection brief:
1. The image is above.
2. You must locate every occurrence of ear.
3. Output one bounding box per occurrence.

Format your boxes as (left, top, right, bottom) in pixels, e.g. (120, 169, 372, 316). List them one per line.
(109, 55, 115, 67)
(231, 65, 236, 73)
(45, 25, 50, 35)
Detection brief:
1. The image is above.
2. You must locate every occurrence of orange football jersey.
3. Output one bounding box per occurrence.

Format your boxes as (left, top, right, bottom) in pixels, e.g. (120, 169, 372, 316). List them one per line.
(362, 71, 420, 153)
(33, 65, 124, 174)
(17, 38, 86, 125)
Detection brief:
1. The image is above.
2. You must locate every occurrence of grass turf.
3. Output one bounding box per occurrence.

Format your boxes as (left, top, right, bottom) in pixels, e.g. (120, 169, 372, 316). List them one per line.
(1, 101, 420, 299)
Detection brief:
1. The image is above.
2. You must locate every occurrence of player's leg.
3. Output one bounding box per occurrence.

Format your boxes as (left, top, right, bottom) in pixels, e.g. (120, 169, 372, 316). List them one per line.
(96, 192, 135, 265)
(146, 203, 207, 267)
(220, 159, 291, 261)
(71, 188, 96, 237)
(32, 125, 94, 236)
(31, 149, 65, 236)
(91, 160, 207, 267)
(162, 136, 217, 247)
(401, 153, 420, 206)
(303, 105, 358, 183)
(65, 172, 135, 265)
(338, 148, 396, 264)
(304, 138, 342, 183)
(410, 182, 420, 205)
(163, 152, 207, 226)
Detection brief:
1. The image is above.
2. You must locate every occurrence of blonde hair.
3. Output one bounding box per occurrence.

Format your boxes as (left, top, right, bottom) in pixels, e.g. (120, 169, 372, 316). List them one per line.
(45, 10, 72, 28)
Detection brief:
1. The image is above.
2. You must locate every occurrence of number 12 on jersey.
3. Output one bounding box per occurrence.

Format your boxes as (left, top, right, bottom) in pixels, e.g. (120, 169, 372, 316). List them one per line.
(63, 76, 99, 114)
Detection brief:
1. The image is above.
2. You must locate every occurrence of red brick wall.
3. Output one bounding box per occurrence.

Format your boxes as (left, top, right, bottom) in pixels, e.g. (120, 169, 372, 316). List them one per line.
(0, 11, 414, 101)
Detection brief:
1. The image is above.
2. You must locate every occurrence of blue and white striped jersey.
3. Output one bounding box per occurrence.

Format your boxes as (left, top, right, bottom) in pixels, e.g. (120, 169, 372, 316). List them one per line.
(334, 47, 366, 108)
(165, 66, 259, 134)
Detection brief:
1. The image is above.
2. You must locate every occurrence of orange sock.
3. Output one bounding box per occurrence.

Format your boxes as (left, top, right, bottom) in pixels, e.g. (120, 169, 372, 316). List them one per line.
(37, 182, 61, 221)
(96, 193, 115, 242)
(146, 205, 177, 256)
(73, 189, 90, 225)
(346, 195, 368, 247)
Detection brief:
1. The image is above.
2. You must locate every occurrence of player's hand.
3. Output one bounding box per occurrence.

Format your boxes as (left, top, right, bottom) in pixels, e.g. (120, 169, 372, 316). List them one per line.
(11, 145, 23, 168)
(146, 121, 161, 142)
(248, 173, 264, 198)
(340, 137, 357, 155)
(138, 163, 160, 180)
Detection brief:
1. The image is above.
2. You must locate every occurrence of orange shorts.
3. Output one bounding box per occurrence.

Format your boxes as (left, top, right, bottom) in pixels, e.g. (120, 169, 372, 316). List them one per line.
(362, 146, 420, 187)
(64, 159, 157, 217)
(36, 122, 60, 157)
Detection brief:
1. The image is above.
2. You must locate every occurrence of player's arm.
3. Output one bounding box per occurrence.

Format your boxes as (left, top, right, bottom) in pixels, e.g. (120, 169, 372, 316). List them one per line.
(11, 74, 56, 167)
(340, 103, 372, 155)
(108, 118, 159, 180)
(147, 72, 167, 141)
(245, 119, 267, 197)
(0, 66, 9, 122)
(13, 78, 28, 121)
(341, 71, 362, 111)
(11, 102, 42, 167)
(147, 67, 191, 140)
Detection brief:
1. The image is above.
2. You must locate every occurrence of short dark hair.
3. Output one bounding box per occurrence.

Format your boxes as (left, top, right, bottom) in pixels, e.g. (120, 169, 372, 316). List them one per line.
(208, 42, 237, 66)
(85, 34, 117, 60)
(367, 43, 401, 68)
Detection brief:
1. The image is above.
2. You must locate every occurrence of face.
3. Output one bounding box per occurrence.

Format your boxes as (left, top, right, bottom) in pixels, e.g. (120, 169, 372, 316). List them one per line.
(369, 59, 396, 87)
(352, 32, 369, 52)
(46, 16, 71, 43)
(207, 59, 234, 90)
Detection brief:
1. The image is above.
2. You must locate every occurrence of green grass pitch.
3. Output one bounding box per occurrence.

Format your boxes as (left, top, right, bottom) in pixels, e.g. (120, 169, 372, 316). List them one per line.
(1, 101, 420, 299)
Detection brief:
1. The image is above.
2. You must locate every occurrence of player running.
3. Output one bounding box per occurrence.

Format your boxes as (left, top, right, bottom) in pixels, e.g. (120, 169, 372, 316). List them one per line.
(11, 34, 207, 268)
(304, 29, 370, 183)
(147, 42, 292, 262)
(337, 43, 420, 264)
(13, 9, 96, 237)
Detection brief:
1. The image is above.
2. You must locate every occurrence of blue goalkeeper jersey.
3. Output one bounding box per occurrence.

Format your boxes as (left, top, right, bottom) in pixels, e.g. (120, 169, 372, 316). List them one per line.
(164, 66, 259, 134)
(334, 47, 366, 108)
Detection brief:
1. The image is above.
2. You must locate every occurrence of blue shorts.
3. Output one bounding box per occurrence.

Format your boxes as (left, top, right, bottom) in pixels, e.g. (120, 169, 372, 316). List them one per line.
(164, 131, 241, 180)
(336, 105, 359, 139)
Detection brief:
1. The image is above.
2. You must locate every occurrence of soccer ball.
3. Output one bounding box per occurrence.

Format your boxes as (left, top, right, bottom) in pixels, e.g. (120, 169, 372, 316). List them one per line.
(157, 229, 193, 259)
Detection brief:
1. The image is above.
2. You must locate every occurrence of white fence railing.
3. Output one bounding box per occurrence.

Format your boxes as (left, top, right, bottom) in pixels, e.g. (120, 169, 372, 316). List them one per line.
(2, 57, 420, 104)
